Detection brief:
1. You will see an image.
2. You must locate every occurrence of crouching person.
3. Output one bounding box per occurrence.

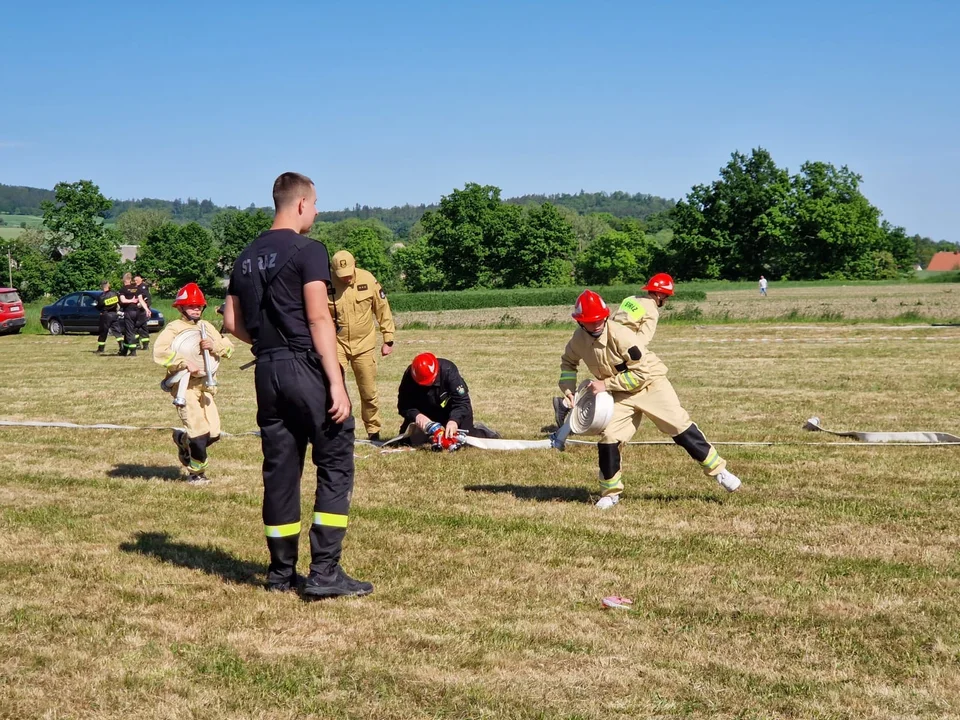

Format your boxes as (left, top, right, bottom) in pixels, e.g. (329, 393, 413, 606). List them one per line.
(559, 289, 741, 510)
(397, 352, 500, 450)
(154, 282, 234, 483)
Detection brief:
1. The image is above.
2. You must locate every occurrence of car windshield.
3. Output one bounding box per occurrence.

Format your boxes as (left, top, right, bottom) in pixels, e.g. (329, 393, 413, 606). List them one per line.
(0, 292, 20, 303)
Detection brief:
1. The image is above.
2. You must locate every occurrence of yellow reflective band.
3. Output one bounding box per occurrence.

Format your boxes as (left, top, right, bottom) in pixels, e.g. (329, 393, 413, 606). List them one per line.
(620, 371, 640, 390)
(313, 512, 349, 528)
(559, 371, 577, 381)
(600, 473, 624, 490)
(162, 352, 177, 367)
(189, 458, 208, 471)
(619, 297, 646, 321)
(264, 522, 300, 538)
(221, 347, 234, 358)
(701, 448, 721, 469)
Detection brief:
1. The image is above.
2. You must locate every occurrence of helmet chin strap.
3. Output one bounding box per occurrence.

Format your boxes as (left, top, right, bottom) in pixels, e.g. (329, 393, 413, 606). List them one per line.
(578, 321, 604, 338)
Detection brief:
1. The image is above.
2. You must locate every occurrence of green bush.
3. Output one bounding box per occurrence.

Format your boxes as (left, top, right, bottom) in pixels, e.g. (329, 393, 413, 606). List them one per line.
(387, 285, 704, 312)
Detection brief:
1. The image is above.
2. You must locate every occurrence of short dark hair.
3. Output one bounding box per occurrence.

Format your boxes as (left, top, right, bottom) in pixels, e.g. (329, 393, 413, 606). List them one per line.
(273, 172, 314, 210)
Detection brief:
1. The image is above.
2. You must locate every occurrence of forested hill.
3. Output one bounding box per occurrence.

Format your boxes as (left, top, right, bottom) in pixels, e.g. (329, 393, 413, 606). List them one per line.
(0, 183, 674, 236)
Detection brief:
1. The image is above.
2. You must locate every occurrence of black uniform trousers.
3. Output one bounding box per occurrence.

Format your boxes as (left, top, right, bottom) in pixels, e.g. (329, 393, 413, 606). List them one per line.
(255, 348, 355, 585)
(97, 311, 118, 347)
(122, 308, 140, 351)
(135, 309, 150, 346)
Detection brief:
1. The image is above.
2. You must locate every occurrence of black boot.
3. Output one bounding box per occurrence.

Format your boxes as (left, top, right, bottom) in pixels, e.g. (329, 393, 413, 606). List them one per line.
(300, 566, 373, 599)
(367, 432, 381, 442)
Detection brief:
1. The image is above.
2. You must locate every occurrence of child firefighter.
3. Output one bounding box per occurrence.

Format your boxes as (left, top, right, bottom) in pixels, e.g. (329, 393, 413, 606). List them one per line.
(557, 286, 741, 510)
(153, 282, 234, 484)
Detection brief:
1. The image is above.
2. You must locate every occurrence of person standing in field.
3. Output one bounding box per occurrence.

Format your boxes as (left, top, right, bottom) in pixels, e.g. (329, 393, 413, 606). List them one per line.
(94, 280, 121, 354)
(759, 275, 768, 296)
(133, 273, 153, 350)
(328, 249, 396, 443)
(224, 171, 372, 600)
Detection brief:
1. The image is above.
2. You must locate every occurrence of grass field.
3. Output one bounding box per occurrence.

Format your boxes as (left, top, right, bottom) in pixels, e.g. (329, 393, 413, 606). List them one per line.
(1, 305, 959, 718)
(0, 214, 43, 240)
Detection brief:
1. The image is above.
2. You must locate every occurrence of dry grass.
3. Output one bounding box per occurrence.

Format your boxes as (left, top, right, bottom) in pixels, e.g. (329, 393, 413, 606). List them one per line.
(1, 318, 960, 719)
(395, 283, 960, 328)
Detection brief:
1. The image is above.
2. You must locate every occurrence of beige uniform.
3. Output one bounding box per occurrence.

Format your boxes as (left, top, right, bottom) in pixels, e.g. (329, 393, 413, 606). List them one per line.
(153, 318, 234, 439)
(328, 267, 396, 435)
(559, 315, 725, 496)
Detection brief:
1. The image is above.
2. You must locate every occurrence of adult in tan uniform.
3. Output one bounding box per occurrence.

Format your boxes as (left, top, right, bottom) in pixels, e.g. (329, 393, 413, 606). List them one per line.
(329, 250, 396, 441)
(558, 285, 741, 510)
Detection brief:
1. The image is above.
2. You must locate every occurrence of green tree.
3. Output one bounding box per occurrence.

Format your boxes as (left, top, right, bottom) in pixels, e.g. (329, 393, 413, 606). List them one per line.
(211, 209, 273, 275)
(393, 239, 447, 292)
(775, 162, 888, 279)
(6, 231, 54, 301)
(116, 208, 170, 246)
(136, 222, 219, 295)
(503, 203, 577, 287)
(416, 183, 524, 290)
(341, 225, 394, 286)
(670, 148, 791, 280)
(554, 206, 613, 253)
(41, 180, 112, 250)
(50, 236, 121, 296)
(576, 230, 656, 285)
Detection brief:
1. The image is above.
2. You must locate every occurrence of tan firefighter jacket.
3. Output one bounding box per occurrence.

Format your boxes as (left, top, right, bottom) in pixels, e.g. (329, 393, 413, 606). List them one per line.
(154, 318, 234, 390)
(559, 318, 668, 396)
(328, 268, 396, 357)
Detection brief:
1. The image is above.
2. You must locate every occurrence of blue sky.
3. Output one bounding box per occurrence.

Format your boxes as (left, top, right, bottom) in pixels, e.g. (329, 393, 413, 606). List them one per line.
(2, 1, 957, 239)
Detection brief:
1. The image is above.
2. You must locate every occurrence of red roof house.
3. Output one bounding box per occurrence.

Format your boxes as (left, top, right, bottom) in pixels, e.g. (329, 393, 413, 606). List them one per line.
(927, 251, 960, 271)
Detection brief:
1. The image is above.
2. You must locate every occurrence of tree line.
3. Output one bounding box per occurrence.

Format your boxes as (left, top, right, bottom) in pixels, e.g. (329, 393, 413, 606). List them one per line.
(4, 149, 952, 302)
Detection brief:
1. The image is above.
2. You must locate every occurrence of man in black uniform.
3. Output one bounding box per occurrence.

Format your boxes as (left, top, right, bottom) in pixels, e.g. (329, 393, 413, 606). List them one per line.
(117, 272, 143, 357)
(223, 171, 371, 600)
(95, 280, 121, 354)
(133, 274, 152, 350)
(397, 352, 500, 447)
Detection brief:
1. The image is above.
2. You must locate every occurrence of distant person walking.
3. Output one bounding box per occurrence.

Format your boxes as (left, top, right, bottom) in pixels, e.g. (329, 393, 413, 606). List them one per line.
(759, 276, 768, 297)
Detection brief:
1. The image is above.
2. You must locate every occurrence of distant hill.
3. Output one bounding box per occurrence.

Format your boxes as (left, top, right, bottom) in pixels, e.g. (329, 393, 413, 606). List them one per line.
(0, 183, 675, 237)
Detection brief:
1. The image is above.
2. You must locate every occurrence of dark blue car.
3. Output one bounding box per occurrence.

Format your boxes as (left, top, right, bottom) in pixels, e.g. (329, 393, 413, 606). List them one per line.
(40, 291, 166, 335)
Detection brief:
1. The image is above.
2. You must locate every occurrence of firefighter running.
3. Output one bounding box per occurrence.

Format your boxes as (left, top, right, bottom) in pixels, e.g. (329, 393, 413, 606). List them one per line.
(329, 250, 396, 442)
(556, 282, 742, 509)
(153, 282, 234, 484)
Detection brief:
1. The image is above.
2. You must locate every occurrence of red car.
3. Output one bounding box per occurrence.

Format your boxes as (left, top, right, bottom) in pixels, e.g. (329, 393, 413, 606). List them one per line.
(0, 288, 26, 334)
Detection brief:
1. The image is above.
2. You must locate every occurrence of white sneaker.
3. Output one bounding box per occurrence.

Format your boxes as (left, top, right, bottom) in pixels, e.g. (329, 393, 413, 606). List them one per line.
(717, 470, 741, 492)
(595, 495, 620, 510)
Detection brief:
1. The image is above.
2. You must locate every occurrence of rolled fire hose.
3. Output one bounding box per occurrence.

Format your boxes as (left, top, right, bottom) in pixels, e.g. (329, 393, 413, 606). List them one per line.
(159, 329, 219, 407)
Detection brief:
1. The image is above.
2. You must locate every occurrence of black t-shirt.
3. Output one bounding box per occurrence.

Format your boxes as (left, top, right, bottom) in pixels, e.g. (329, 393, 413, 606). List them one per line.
(137, 283, 151, 307)
(119, 284, 141, 310)
(227, 229, 332, 354)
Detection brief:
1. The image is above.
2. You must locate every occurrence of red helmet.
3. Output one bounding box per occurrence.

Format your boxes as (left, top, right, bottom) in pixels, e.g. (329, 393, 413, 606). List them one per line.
(172, 282, 207, 308)
(572, 289, 610, 323)
(411, 352, 439, 386)
(642, 273, 675, 296)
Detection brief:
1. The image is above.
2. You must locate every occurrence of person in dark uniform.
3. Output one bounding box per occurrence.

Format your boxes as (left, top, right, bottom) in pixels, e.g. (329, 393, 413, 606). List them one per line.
(397, 352, 500, 448)
(223, 171, 371, 600)
(133, 274, 152, 350)
(117, 272, 143, 357)
(95, 280, 121, 354)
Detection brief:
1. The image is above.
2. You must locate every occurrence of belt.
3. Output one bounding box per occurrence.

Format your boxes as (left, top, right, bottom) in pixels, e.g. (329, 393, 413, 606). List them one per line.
(243, 346, 319, 370)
